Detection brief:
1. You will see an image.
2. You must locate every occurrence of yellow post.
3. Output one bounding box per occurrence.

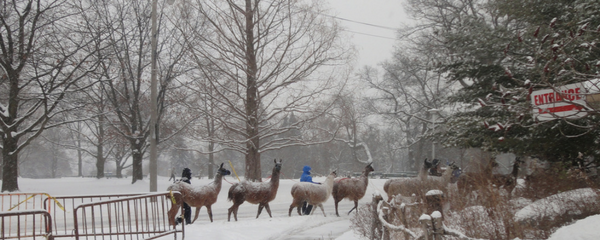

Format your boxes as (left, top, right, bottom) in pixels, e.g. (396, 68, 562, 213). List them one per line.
(228, 160, 241, 181)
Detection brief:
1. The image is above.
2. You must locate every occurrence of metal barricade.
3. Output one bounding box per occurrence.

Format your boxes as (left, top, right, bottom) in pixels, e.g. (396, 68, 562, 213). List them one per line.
(43, 193, 143, 238)
(73, 191, 183, 240)
(0, 210, 53, 240)
(1, 192, 49, 238)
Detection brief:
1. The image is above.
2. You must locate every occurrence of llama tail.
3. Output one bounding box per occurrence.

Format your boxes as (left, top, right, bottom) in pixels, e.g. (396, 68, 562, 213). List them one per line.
(383, 180, 390, 193)
(228, 183, 242, 202)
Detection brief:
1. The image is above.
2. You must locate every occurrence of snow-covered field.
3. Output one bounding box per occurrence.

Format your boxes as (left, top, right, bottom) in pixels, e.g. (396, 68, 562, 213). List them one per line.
(10, 176, 600, 240)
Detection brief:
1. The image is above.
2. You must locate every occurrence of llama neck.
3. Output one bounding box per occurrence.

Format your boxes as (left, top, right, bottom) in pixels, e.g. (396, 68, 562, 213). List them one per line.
(441, 166, 453, 182)
(324, 174, 335, 194)
(418, 166, 428, 181)
(213, 173, 223, 191)
(269, 168, 280, 187)
(361, 169, 372, 186)
(510, 162, 520, 178)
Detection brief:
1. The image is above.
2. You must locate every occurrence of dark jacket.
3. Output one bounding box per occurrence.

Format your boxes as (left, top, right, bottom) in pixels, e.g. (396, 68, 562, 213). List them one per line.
(181, 168, 192, 184)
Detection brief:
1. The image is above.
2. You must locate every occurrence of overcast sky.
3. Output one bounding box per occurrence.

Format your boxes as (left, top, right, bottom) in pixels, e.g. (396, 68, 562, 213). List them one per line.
(327, 0, 409, 68)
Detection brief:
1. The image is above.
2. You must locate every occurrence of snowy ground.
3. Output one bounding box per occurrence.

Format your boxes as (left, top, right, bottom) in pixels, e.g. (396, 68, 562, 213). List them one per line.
(16, 176, 387, 240)
(10, 176, 600, 240)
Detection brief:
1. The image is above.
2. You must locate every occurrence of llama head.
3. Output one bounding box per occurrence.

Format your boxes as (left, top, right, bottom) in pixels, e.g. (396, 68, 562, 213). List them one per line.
(365, 162, 375, 173)
(515, 157, 524, 166)
(217, 163, 231, 176)
(273, 159, 282, 172)
(423, 158, 433, 169)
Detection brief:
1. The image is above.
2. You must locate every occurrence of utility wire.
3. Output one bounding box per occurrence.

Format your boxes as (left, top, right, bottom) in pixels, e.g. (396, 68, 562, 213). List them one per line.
(344, 30, 396, 40)
(322, 13, 400, 31)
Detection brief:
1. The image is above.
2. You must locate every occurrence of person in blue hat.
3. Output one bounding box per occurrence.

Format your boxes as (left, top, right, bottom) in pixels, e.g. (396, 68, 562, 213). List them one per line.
(300, 165, 319, 215)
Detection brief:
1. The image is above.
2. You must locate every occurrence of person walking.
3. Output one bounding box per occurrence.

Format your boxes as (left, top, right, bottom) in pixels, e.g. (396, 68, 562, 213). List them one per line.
(300, 165, 319, 215)
(176, 167, 193, 225)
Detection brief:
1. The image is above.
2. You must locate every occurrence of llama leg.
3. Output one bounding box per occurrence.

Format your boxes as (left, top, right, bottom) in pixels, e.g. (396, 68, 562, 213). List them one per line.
(192, 207, 201, 224)
(227, 205, 235, 222)
(348, 201, 358, 215)
(233, 205, 239, 221)
(334, 199, 340, 217)
(317, 204, 326, 217)
(264, 203, 273, 217)
(256, 203, 264, 218)
(206, 205, 213, 222)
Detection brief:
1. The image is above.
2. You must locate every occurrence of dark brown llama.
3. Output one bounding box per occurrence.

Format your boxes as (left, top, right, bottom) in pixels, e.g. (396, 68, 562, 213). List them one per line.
(167, 163, 231, 225)
(289, 171, 337, 217)
(227, 159, 282, 221)
(332, 162, 374, 216)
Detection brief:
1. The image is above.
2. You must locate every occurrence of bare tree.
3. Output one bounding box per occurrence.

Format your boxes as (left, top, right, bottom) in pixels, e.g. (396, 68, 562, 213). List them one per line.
(361, 43, 459, 170)
(87, 0, 186, 183)
(0, 0, 99, 191)
(175, 0, 350, 181)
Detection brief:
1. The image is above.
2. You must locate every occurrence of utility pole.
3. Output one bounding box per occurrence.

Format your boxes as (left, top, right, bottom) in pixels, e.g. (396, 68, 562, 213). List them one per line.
(427, 109, 440, 160)
(149, 0, 158, 192)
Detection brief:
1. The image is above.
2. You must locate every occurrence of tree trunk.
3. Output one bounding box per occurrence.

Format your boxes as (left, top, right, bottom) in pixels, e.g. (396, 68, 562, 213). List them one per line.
(207, 116, 215, 179)
(96, 115, 106, 178)
(96, 155, 105, 179)
(2, 137, 20, 192)
(243, 0, 261, 181)
(208, 141, 214, 179)
(77, 130, 83, 177)
(131, 145, 144, 183)
(116, 163, 123, 178)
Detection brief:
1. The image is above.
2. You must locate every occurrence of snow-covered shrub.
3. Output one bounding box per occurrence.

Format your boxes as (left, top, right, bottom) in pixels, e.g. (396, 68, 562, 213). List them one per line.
(515, 188, 600, 233)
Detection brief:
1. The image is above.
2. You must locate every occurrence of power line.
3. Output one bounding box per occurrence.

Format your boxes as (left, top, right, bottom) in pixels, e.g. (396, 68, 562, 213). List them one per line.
(344, 30, 396, 40)
(323, 13, 400, 31)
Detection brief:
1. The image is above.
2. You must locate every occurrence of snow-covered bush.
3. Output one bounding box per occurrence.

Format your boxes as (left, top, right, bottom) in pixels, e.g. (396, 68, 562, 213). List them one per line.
(515, 188, 600, 233)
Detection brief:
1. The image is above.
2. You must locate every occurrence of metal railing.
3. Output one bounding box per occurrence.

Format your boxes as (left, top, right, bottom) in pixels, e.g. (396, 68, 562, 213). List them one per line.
(1, 192, 50, 239)
(72, 191, 183, 240)
(0, 210, 53, 240)
(43, 193, 144, 238)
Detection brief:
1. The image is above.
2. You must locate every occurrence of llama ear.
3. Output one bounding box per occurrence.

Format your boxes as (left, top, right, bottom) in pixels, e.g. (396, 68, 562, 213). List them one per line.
(274, 159, 277, 164)
(220, 163, 224, 169)
(367, 162, 372, 167)
(279, 159, 282, 163)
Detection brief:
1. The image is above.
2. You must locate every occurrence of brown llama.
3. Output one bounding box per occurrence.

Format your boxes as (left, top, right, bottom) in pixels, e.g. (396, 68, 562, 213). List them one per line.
(332, 162, 374, 216)
(384, 159, 458, 203)
(456, 159, 499, 196)
(490, 157, 524, 198)
(227, 159, 282, 221)
(383, 158, 433, 202)
(289, 171, 337, 217)
(167, 163, 231, 225)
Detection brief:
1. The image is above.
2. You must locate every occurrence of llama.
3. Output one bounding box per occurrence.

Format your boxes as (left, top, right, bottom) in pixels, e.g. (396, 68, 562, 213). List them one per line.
(491, 157, 524, 197)
(166, 163, 231, 224)
(288, 171, 337, 217)
(227, 159, 282, 221)
(383, 158, 432, 202)
(456, 159, 499, 196)
(384, 159, 458, 203)
(332, 162, 374, 216)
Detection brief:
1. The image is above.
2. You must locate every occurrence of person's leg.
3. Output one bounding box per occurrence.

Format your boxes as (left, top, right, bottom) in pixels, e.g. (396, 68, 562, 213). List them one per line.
(183, 202, 192, 224)
(302, 201, 308, 215)
(306, 204, 313, 215)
